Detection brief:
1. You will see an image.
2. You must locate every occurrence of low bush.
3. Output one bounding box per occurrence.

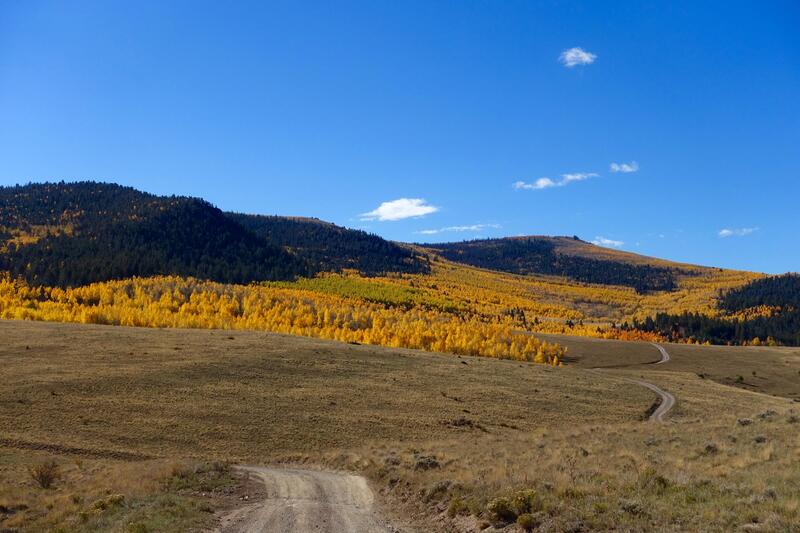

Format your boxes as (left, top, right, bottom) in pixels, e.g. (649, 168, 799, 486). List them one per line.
(447, 496, 469, 517)
(517, 512, 540, 531)
(29, 460, 60, 489)
(487, 489, 539, 524)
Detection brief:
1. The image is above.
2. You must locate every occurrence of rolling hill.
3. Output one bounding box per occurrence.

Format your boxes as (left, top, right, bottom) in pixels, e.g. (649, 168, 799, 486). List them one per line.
(0, 182, 426, 287)
(423, 236, 689, 292)
(0, 181, 733, 293)
(228, 212, 428, 275)
(2, 181, 797, 346)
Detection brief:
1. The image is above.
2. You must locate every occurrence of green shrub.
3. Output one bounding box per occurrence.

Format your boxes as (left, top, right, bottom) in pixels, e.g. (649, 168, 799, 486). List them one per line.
(487, 489, 539, 524)
(127, 523, 149, 533)
(639, 466, 671, 493)
(487, 496, 516, 523)
(447, 497, 466, 517)
(517, 513, 539, 531)
(90, 494, 125, 511)
(511, 489, 538, 515)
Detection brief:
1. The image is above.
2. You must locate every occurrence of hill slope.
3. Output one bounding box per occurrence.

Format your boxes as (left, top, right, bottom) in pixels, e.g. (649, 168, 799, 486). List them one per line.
(423, 236, 692, 292)
(5, 181, 794, 345)
(634, 273, 800, 345)
(0, 182, 427, 287)
(0, 182, 308, 286)
(228, 213, 427, 275)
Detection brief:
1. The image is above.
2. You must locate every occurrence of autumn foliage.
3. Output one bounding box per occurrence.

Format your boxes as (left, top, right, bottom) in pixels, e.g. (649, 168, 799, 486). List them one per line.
(0, 274, 565, 365)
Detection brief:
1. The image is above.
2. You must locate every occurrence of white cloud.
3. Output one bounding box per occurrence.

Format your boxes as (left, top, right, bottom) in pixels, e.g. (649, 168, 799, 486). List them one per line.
(610, 161, 639, 173)
(359, 198, 439, 222)
(416, 223, 501, 235)
(559, 47, 597, 67)
(513, 172, 598, 191)
(591, 236, 624, 248)
(561, 172, 597, 183)
(719, 227, 758, 238)
(513, 178, 556, 190)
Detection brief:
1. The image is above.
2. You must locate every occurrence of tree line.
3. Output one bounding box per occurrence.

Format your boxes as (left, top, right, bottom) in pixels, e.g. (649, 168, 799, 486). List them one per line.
(0, 182, 427, 287)
(632, 274, 800, 346)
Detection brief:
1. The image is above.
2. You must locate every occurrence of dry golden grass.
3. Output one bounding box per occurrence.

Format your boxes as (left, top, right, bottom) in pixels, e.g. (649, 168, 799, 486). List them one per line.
(354, 403, 799, 532)
(535, 333, 800, 400)
(0, 449, 234, 532)
(2, 320, 798, 532)
(0, 320, 648, 463)
(343, 371, 797, 532)
(0, 319, 650, 532)
(648, 342, 800, 400)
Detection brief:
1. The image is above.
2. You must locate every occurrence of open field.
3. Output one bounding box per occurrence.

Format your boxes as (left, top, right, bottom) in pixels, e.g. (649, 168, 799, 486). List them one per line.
(535, 333, 800, 400)
(0, 319, 646, 531)
(2, 320, 799, 532)
(0, 320, 647, 461)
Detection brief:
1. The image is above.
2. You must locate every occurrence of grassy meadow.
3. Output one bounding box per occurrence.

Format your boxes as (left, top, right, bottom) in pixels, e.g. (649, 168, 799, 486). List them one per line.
(1, 320, 799, 532)
(1, 320, 644, 532)
(535, 333, 800, 400)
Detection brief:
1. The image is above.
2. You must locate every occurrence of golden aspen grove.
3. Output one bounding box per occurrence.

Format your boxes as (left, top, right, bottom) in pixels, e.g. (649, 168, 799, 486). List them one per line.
(0, 182, 777, 352)
(0, 249, 764, 363)
(0, 273, 565, 365)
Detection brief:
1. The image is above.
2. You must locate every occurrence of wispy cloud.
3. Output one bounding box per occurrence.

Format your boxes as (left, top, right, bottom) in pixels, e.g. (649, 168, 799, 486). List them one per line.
(359, 198, 439, 222)
(610, 161, 639, 173)
(591, 236, 624, 248)
(416, 223, 501, 235)
(513, 178, 556, 190)
(719, 227, 758, 238)
(513, 172, 598, 191)
(559, 47, 597, 67)
(561, 172, 597, 183)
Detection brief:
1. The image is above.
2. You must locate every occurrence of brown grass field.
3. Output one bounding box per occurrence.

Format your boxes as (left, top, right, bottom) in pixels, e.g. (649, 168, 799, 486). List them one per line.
(1, 320, 799, 532)
(535, 333, 800, 399)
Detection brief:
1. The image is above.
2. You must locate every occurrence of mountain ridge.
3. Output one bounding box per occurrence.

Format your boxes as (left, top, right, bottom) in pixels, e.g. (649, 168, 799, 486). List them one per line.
(0, 181, 760, 291)
(0, 181, 428, 287)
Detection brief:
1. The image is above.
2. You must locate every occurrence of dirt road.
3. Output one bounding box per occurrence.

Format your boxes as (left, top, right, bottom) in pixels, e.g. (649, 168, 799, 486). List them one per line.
(622, 342, 674, 422)
(216, 466, 395, 533)
(589, 342, 675, 423)
(216, 343, 675, 532)
(651, 342, 671, 364)
(618, 374, 676, 422)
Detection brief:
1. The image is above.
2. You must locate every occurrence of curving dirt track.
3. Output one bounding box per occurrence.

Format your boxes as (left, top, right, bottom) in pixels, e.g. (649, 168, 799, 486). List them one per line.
(651, 342, 671, 365)
(589, 342, 675, 423)
(616, 374, 676, 422)
(216, 466, 395, 533)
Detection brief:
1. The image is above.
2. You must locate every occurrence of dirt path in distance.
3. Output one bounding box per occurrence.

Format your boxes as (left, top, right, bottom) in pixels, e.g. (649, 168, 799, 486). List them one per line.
(589, 342, 676, 422)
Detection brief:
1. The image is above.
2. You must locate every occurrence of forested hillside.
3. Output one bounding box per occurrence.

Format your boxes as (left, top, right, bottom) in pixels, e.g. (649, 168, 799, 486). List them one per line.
(0, 182, 308, 286)
(228, 213, 427, 275)
(0, 182, 427, 287)
(633, 274, 800, 345)
(425, 237, 682, 293)
(2, 181, 791, 347)
(720, 273, 800, 311)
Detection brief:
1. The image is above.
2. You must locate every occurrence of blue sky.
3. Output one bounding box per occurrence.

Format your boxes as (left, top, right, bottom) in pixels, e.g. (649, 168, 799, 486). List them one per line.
(1, 1, 798, 273)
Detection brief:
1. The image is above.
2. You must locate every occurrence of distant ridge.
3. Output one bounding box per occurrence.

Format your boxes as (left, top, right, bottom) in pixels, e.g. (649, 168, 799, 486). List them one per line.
(422, 236, 691, 292)
(0, 182, 426, 287)
(0, 181, 749, 293)
(228, 213, 427, 276)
